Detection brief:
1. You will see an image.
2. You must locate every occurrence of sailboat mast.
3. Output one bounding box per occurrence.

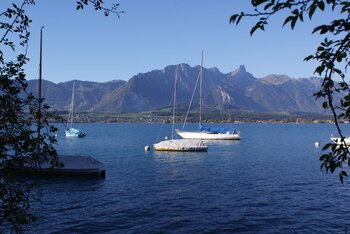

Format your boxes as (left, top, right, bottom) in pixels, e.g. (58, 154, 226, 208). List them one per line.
(171, 67, 178, 140)
(69, 82, 75, 129)
(199, 50, 203, 127)
(37, 27, 43, 141)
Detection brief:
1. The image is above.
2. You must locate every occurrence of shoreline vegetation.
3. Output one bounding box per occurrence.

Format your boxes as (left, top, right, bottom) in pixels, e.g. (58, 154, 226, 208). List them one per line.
(52, 109, 335, 124)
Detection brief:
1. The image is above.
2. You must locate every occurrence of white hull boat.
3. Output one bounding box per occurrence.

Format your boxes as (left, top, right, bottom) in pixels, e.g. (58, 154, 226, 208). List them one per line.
(153, 66, 209, 152)
(153, 139, 208, 151)
(176, 129, 240, 140)
(331, 137, 350, 145)
(178, 51, 240, 141)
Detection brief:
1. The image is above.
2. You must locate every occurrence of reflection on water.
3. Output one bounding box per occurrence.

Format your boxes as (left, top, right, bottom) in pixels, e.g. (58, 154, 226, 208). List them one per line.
(203, 139, 240, 146)
(152, 150, 208, 163)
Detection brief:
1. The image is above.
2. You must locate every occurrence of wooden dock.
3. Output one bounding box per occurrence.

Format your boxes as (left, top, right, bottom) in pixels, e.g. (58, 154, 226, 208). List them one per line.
(19, 155, 106, 177)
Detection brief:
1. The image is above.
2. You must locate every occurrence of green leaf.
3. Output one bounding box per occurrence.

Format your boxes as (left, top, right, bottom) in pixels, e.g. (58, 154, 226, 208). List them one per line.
(291, 17, 297, 29)
(339, 171, 347, 184)
(250, 24, 260, 35)
(322, 143, 332, 150)
(252, 0, 269, 7)
(340, 173, 344, 184)
(264, 2, 274, 10)
(317, 1, 325, 11)
(315, 66, 325, 75)
(304, 55, 313, 61)
(229, 13, 244, 25)
(308, 4, 317, 19)
(319, 154, 329, 161)
(322, 101, 328, 109)
(283, 16, 294, 27)
(236, 13, 244, 25)
(331, 143, 338, 152)
(320, 162, 325, 169)
(229, 14, 239, 24)
(299, 11, 304, 21)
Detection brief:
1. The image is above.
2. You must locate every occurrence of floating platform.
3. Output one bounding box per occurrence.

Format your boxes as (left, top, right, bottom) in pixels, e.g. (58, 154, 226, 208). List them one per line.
(20, 155, 105, 177)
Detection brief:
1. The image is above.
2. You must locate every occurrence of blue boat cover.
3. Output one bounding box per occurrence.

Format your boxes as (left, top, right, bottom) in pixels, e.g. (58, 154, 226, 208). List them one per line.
(199, 125, 237, 134)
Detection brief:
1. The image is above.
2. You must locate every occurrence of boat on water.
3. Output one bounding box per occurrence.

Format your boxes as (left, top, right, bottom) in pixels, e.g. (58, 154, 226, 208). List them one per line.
(330, 136, 350, 145)
(153, 139, 208, 151)
(176, 51, 240, 140)
(21, 27, 104, 177)
(153, 66, 208, 152)
(65, 127, 85, 138)
(65, 82, 85, 137)
(177, 125, 240, 140)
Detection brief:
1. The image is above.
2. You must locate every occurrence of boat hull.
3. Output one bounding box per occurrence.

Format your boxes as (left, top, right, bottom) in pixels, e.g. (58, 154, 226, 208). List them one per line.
(153, 139, 208, 152)
(65, 128, 86, 138)
(176, 130, 240, 140)
(331, 137, 350, 145)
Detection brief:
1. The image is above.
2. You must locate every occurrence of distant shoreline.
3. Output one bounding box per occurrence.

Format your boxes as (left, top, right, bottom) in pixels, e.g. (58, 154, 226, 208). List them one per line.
(51, 111, 335, 124)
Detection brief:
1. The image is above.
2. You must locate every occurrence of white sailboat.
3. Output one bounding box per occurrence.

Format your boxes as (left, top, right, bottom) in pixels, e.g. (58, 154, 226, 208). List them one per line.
(153, 67, 208, 152)
(330, 135, 350, 145)
(65, 82, 86, 137)
(176, 51, 240, 140)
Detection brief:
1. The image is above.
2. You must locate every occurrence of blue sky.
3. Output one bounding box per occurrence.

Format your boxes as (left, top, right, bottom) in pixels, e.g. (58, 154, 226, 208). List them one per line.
(5, 0, 341, 83)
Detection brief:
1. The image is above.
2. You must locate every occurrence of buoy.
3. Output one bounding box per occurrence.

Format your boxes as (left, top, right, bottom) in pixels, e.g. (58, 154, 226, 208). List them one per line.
(165, 136, 168, 140)
(315, 141, 320, 148)
(144, 145, 150, 151)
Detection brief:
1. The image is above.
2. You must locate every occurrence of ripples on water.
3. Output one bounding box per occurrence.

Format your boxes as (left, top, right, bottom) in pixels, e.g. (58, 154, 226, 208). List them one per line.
(26, 123, 350, 233)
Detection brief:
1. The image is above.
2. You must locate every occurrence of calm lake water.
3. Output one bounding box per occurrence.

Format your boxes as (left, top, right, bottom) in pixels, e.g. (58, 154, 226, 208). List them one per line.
(26, 123, 350, 233)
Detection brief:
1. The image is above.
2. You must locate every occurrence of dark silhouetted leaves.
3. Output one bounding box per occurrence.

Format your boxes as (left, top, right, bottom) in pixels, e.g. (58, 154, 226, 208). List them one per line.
(230, 0, 350, 183)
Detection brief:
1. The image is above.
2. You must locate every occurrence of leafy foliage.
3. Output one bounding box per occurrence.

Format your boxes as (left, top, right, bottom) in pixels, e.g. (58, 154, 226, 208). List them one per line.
(0, 0, 121, 232)
(0, 1, 59, 232)
(76, 0, 124, 17)
(230, 0, 350, 183)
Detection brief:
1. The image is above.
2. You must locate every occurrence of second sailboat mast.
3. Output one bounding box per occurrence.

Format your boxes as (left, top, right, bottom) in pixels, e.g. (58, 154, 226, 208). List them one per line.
(199, 50, 203, 127)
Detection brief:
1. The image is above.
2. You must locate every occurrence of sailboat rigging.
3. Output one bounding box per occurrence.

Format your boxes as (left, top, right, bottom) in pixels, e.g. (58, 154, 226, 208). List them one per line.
(153, 66, 208, 151)
(65, 82, 86, 137)
(176, 51, 240, 140)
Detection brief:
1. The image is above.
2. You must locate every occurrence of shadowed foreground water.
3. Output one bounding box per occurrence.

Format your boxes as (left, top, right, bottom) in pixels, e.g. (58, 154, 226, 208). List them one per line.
(27, 123, 350, 233)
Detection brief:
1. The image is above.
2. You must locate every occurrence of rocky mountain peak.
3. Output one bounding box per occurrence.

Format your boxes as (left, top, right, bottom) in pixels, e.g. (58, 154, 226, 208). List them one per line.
(230, 65, 247, 76)
(209, 67, 220, 73)
(25, 63, 324, 114)
(227, 65, 256, 88)
(178, 63, 190, 71)
(262, 74, 292, 85)
(238, 65, 246, 73)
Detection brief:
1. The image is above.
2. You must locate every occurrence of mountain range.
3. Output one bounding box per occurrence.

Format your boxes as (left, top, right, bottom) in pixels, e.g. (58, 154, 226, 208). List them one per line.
(26, 64, 324, 114)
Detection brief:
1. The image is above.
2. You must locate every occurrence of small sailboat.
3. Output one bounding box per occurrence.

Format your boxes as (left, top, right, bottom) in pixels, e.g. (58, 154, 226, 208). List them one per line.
(19, 27, 104, 177)
(176, 51, 240, 140)
(153, 67, 208, 152)
(65, 82, 85, 137)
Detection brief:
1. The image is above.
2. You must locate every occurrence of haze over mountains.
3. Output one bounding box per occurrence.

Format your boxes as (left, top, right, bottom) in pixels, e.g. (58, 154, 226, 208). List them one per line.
(26, 64, 324, 114)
